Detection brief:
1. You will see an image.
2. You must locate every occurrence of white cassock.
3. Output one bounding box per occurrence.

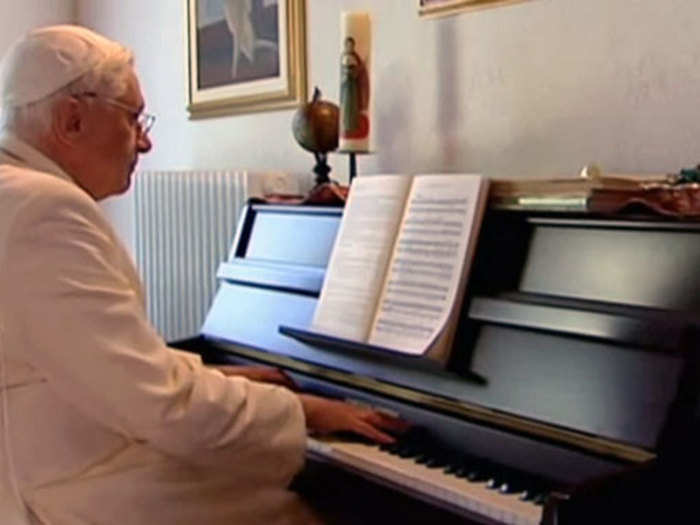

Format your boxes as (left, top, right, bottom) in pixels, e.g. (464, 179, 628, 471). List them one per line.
(0, 131, 319, 525)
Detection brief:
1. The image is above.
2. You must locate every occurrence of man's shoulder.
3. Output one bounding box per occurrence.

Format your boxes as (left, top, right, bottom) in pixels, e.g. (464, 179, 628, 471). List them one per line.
(0, 163, 75, 189)
(0, 163, 94, 209)
(0, 164, 107, 241)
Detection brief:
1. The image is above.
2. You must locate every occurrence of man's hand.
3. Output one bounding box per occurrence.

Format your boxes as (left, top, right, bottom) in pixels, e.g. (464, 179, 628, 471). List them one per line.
(298, 394, 410, 444)
(212, 365, 297, 390)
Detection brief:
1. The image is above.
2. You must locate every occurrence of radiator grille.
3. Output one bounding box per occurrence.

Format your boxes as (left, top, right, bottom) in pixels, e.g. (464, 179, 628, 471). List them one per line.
(133, 169, 311, 342)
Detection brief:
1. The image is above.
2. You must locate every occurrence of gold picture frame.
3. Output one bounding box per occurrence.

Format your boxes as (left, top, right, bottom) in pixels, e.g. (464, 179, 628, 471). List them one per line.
(186, 0, 307, 119)
(419, 0, 525, 18)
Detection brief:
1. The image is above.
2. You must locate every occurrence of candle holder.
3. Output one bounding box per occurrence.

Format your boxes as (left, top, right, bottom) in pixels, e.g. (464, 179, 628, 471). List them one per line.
(337, 149, 372, 184)
(348, 152, 357, 183)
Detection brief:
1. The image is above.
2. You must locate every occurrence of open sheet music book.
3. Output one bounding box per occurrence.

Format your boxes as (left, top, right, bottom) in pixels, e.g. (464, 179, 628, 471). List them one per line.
(311, 174, 489, 363)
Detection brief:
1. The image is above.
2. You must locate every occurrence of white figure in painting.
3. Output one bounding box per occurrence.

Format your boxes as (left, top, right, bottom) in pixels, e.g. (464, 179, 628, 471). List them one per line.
(220, 0, 278, 79)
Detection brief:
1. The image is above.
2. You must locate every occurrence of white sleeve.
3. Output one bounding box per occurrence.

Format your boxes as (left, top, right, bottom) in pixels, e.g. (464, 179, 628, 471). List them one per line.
(6, 187, 306, 470)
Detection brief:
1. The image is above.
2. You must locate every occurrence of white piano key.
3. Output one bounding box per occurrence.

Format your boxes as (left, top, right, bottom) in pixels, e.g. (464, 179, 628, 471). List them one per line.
(307, 438, 542, 525)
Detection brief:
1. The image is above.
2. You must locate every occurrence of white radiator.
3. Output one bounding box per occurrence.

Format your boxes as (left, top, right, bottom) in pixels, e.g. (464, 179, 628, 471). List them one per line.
(133, 169, 312, 342)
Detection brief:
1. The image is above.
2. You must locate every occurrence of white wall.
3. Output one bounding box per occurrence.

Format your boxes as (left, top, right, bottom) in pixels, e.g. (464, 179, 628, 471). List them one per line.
(77, 0, 700, 182)
(0, 0, 76, 53)
(7, 0, 700, 247)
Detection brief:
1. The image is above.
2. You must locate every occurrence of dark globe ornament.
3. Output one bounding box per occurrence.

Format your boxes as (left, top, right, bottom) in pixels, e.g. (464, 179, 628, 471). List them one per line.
(292, 87, 339, 186)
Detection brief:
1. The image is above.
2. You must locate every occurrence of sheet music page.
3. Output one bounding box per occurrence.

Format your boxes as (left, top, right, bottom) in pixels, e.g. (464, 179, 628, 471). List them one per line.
(311, 175, 413, 341)
(368, 174, 486, 355)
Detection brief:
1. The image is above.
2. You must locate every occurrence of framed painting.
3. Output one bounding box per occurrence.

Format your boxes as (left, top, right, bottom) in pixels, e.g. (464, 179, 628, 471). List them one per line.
(419, 0, 525, 17)
(186, 0, 307, 118)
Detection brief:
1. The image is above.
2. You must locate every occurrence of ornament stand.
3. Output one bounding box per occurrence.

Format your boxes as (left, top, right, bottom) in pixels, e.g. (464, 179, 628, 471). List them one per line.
(313, 151, 332, 186)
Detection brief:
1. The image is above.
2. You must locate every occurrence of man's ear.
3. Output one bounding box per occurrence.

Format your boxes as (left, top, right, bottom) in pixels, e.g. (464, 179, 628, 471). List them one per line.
(51, 96, 85, 146)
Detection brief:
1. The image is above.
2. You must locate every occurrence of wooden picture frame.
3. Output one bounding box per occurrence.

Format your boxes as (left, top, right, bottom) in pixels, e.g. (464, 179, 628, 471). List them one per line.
(186, 0, 307, 118)
(419, 0, 525, 18)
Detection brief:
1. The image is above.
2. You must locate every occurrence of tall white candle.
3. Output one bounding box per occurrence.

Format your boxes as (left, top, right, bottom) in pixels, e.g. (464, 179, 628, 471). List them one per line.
(338, 11, 372, 153)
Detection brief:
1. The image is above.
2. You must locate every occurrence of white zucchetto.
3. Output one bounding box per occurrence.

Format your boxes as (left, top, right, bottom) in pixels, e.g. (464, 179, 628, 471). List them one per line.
(0, 25, 126, 108)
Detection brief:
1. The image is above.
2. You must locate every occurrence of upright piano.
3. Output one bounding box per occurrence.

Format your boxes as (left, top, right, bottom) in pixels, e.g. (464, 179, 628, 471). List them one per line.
(173, 204, 700, 524)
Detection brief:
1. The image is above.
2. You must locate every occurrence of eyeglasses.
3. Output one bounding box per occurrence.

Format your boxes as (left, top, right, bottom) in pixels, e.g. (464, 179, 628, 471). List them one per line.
(74, 92, 156, 135)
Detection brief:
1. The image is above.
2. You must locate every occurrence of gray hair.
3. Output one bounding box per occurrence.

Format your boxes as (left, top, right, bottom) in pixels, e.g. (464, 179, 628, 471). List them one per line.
(0, 47, 134, 136)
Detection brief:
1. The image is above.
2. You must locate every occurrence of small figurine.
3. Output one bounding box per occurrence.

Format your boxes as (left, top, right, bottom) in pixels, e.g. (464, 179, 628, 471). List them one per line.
(339, 36, 370, 141)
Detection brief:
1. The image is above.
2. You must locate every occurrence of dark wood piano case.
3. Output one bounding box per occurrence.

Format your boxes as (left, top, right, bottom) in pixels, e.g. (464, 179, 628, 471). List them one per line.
(172, 204, 700, 524)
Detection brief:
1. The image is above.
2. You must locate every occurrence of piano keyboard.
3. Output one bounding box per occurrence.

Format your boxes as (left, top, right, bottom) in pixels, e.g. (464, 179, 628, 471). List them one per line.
(307, 437, 544, 525)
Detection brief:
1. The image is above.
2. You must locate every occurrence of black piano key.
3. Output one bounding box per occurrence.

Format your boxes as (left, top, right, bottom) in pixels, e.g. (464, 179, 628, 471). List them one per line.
(394, 446, 409, 457)
(466, 459, 494, 484)
(443, 455, 467, 476)
(515, 476, 554, 505)
(397, 445, 419, 459)
(518, 487, 549, 504)
(411, 445, 452, 468)
(443, 463, 460, 475)
(486, 464, 510, 490)
(381, 442, 400, 454)
(390, 426, 441, 461)
(444, 459, 469, 478)
(519, 479, 552, 502)
(486, 477, 501, 489)
(385, 430, 421, 456)
(519, 489, 536, 502)
(498, 482, 511, 494)
(414, 453, 431, 464)
(332, 431, 378, 446)
(533, 493, 548, 506)
(424, 455, 448, 469)
(452, 466, 470, 478)
(466, 467, 489, 482)
(498, 477, 527, 494)
(489, 470, 524, 494)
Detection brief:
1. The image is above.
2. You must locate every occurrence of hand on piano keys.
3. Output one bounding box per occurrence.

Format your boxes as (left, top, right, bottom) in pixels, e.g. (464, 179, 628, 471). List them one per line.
(210, 364, 299, 390)
(298, 393, 411, 444)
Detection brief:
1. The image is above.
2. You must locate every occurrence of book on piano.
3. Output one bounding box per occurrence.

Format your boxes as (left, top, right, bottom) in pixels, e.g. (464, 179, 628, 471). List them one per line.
(488, 167, 676, 213)
(308, 173, 489, 364)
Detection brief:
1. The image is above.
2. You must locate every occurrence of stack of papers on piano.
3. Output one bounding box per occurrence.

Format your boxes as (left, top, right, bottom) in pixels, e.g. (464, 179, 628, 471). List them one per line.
(489, 165, 674, 212)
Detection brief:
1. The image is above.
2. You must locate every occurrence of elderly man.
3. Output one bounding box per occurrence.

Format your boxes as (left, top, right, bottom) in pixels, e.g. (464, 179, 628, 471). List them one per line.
(0, 25, 403, 525)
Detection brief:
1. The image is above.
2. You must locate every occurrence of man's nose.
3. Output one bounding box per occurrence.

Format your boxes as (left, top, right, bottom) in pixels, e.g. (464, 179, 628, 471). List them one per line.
(137, 132, 152, 154)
